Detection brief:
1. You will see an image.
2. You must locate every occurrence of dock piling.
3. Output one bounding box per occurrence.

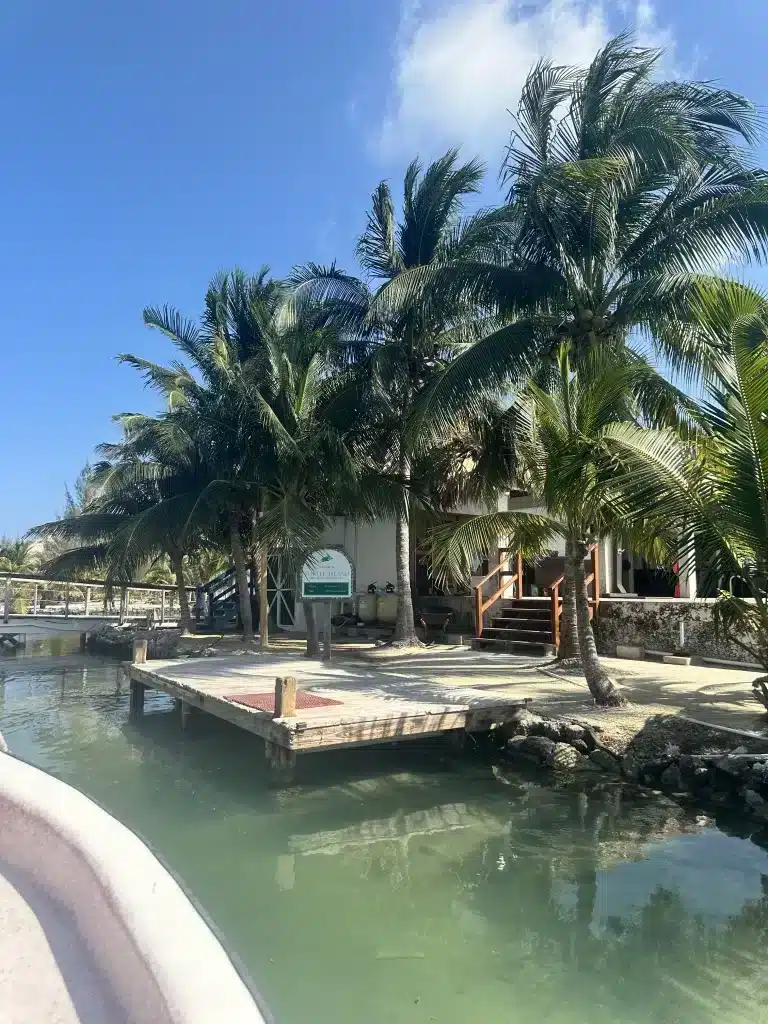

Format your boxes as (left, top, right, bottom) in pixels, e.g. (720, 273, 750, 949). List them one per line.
(274, 676, 297, 719)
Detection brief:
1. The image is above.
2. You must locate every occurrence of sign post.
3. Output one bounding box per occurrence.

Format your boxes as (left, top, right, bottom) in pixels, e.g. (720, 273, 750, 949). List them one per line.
(301, 550, 353, 663)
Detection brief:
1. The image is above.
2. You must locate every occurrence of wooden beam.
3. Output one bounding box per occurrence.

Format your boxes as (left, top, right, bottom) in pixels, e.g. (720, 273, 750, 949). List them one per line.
(132, 638, 148, 664)
(274, 676, 297, 719)
(265, 740, 297, 787)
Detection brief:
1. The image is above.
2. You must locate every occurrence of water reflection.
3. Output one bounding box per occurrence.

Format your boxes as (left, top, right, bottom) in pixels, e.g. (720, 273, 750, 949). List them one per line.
(2, 653, 768, 1023)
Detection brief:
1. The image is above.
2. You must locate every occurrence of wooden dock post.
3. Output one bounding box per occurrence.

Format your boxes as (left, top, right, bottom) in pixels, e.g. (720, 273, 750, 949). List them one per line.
(129, 680, 146, 714)
(80, 632, 87, 652)
(274, 676, 297, 719)
(132, 638, 148, 664)
(265, 740, 297, 787)
(180, 701, 192, 731)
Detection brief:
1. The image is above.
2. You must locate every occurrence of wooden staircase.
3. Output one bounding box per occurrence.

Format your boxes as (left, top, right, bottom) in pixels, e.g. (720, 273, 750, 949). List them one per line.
(472, 545, 600, 656)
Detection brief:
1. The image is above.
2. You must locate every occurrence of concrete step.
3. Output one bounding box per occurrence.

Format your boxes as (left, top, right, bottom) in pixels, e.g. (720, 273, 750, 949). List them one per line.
(472, 636, 556, 656)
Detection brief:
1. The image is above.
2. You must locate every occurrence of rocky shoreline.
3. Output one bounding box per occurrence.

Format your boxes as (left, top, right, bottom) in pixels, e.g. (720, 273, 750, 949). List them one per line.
(504, 709, 768, 824)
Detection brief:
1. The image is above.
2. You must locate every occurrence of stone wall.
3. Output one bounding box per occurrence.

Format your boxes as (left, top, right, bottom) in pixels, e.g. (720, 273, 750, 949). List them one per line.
(595, 598, 755, 664)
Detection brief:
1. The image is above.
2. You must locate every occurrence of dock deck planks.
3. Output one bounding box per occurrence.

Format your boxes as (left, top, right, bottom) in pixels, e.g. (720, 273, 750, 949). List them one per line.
(128, 653, 529, 756)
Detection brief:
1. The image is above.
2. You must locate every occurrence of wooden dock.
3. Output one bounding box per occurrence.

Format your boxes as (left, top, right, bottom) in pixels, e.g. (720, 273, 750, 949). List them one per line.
(127, 647, 530, 782)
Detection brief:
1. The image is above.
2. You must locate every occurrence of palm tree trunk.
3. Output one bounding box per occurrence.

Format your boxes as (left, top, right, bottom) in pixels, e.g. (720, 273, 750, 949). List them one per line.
(169, 548, 191, 633)
(229, 513, 254, 643)
(303, 599, 319, 657)
(393, 448, 418, 644)
(571, 540, 625, 707)
(557, 539, 579, 660)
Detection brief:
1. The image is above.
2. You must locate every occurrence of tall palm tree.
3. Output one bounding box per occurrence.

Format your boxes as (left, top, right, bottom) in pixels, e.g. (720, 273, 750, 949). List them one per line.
(384, 36, 768, 438)
(606, 281, 768, 704)
(0, 538, 39, 573)
(426, 343, 694, 706)
(117, 273, 381, 647)
(287, 150, 501, 644)
(30, 425, 201, 632)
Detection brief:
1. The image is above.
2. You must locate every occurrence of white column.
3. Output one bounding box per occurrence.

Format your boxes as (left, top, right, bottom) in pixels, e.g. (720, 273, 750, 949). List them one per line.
(600, 537, 614, 595)
(678, 557, 697, 598)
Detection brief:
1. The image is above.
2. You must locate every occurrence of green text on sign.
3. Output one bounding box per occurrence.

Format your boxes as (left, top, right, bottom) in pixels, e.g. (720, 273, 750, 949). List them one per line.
(303, 582, 351, 597)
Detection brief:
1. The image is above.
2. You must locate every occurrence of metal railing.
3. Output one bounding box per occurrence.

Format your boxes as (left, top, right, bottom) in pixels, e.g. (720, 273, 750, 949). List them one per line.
(1, 572, 194, 626)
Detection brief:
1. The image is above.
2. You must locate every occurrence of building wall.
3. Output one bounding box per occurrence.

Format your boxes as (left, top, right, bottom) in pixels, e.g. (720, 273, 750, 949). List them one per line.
(596, 599, 756, 664)
(289, 518, 398, 631)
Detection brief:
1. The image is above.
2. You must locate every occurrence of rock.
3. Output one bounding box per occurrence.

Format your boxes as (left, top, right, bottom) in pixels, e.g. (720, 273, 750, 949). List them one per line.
(519, 736, 558, 762)
(537, 720, 566, 743)
(715, 755, 751, 779)
(744, 788, 766, 810)
(503, 711, 541, 738)
(678, 754, 696, 782)
(570, 739, 590, 755)
(660, 764, 682, 790)
(549, 743, 583, 771)
(621, 754, 641, 781)
(589, 748, 622, 773)
(559, 723, 587, 744)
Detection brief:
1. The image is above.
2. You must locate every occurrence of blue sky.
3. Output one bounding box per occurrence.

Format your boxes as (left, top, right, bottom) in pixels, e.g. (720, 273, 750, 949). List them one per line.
(1, 0, 766, 534)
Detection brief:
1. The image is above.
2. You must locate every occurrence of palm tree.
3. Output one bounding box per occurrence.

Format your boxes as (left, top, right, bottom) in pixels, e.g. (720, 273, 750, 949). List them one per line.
(426, 343, 694, 706)
(384, 35, 768, 438)
(0, 538, 39, 573)
(286, 150, 500, 644)
(118, 271, 381, 648)
(606, 281, 768, 706)
(30, 427, 200, 632)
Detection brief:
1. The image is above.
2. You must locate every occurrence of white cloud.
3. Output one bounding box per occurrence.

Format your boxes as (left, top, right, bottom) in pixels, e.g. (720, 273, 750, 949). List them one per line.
(376, 0, 675, 165)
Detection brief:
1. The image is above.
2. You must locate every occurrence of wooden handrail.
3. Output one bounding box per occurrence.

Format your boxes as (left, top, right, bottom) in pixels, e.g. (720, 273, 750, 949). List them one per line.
(473, 549, 523, 634)
(545, 544, 601, 650)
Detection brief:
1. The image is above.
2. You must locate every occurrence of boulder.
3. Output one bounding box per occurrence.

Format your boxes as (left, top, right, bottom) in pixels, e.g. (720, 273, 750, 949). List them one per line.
(570, 739, 590, 756)
(744, 788, 766, 811)
(589, 749, 622, 774)
(519, 736, 558, 762)
(660, 764, 683, 790)
(559, 723, 587, 744)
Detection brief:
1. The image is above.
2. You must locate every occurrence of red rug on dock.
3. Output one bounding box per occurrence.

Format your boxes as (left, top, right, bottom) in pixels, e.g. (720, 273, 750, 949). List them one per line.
(226, 691, 343, 713)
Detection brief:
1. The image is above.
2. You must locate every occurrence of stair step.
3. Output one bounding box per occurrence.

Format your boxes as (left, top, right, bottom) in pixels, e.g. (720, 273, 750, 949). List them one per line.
(485, 627, 554, 641)
(492, 615, 552, 629)
(472, 636, 556, 656)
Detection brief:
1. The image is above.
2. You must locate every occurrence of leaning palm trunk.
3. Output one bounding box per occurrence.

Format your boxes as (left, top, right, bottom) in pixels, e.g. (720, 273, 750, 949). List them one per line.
(392, 449, 419, 645)
(169, 548, 191, 633)
(557, 540, 579, 661)
(571, 542, 625, 707)
(229, 514, 254, 643)
(303, 600, 319, 658)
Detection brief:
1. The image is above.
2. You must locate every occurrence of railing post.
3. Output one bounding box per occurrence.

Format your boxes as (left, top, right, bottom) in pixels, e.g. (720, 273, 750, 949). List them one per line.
(160, 589, 166, 625)
(3, 576, 11, 623)
(474, 584, 483, 635)
(84, 585, 91, 616)
(551, 582, 560, 650)
(33, 583, 39, 616)
(64, 582, 70, 618)
(119, 586, 128, 624)
(516, 550, 523, 598)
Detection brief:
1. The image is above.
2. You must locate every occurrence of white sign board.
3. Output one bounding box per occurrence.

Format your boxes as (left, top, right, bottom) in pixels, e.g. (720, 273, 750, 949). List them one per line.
(301, 549, 353, 599)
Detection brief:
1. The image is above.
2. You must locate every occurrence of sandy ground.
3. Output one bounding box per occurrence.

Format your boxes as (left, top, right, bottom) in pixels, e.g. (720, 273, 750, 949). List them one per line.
(180, 633, 768, 736)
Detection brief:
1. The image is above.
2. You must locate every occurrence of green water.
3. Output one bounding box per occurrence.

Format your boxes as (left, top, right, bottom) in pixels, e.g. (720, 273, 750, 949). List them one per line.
(2, 647, 768, 1024)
